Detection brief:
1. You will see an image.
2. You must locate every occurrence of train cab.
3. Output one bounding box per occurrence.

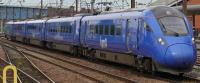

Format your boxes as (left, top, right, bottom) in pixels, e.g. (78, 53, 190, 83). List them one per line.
(140, 6, 197, 73)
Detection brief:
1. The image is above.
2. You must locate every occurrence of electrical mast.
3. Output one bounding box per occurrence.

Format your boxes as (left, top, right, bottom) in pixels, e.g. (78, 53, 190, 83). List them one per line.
(182, 0, 187, 15)
(91, 0, 95, 13)
(39, 0, 43, 18)
(76, 0, 78, 13)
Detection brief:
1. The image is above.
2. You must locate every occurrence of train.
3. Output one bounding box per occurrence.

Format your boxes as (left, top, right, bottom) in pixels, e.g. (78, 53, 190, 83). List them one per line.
(4, 6, 197, 75)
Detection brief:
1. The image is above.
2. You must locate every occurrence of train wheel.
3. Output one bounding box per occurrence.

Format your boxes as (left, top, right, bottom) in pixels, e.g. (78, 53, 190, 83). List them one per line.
(136, 57, 144, 73)
(143, 58, 152, 73)
(72, 46, 78, 56)
(78, 47, 83, 57)
(23, 38, 26, 43)
(143, 58, 157, 75)
(151, 60, 157, 75)
(87, 49, 96, 61)
(27, 39, 30, 44)
(179, 73, 184, 77)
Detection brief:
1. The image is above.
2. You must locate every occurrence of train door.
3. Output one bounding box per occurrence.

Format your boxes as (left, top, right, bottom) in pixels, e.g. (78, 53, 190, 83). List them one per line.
(138, 19, 154, 57)
(127, 18, 139, 53)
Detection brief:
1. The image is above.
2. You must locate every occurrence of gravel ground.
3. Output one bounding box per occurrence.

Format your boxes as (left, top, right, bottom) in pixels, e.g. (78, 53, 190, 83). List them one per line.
(0, 45, 7, 60)
(27, 55, 97, 83)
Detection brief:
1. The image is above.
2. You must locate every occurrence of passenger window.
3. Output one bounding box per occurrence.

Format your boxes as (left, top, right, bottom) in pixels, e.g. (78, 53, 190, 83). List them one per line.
(105, 25, 109, 35)
(65, 26, 68, 32)
(90, 25, 95, 34)
(99, 25, 103, 34)
(110, 25, 115, 35)
(66, 26, 69, 33)
(127, 19, 131, 36)
(144, 22, 152, 32)
(116, 24, 122, 35)
(63, 27, 65, 32)
(69, 25, 72, 33)
(95, 25, 99, 34)
(61, 27, 64, 32)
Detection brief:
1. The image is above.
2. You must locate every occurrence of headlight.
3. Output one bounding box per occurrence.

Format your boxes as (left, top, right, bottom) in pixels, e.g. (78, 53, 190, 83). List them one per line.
(158, 38, 165, 45)
(192, 37, 195, 44)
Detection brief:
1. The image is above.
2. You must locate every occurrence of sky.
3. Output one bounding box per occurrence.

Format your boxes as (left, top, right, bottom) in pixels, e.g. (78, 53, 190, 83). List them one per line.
(0, 0, 152, 8)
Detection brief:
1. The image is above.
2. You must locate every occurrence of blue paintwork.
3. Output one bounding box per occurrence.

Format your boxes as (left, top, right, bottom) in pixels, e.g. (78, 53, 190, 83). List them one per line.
(26, 23, 45, 41)
(4, 6, 197, 73)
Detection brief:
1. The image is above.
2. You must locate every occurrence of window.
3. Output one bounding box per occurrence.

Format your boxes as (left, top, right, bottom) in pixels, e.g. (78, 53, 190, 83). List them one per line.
(116, 24, 122, 35)
(48, 26, 52, 32)
(69, 25, 72, 33)
(16, 25, 23, 30)
(60, 25, 72, 33)
(28, 25, 36, 32)
(110, 25, 115, 35)
(105, 25, 109, 35)
(90, 25, 95, 34)
(127, 19, 131, 36)
(159, 17, 188, 36)
(60, 26, 64, 32)
(95, 25, 99, 34)
(99, 25, 103, 34)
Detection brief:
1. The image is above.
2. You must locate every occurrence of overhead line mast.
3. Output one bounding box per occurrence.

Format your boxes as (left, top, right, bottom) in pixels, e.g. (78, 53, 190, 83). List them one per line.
(182, 0, 187, 15)
(76, 0, 78, 13)
(40, 0, 43, 18)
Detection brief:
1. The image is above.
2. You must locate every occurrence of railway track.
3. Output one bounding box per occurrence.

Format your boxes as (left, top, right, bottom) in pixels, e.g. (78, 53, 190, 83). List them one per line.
(0, 57, 39, 83)
(22, 50, 139, 83)
(0, 40, 143, 83)
(1, 43, 55, 83)
(0, 41, 123, 83)
(1, 38, 200, 82)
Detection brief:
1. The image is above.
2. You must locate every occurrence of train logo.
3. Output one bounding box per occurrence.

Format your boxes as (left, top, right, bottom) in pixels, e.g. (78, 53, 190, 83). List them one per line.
(100, 38, 107, 48)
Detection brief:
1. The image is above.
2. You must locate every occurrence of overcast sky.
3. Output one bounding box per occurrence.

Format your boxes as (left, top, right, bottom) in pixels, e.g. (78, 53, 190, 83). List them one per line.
(0, 0, 152, 8)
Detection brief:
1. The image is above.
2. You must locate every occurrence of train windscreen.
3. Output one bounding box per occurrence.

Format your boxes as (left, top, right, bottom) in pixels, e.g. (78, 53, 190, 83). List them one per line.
(159, 16, 188, 36)
(151, 6, 188, 36)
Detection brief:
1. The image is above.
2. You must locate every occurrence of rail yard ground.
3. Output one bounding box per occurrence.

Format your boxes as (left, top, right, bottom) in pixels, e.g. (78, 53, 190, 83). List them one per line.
(0, 36, 200, 83)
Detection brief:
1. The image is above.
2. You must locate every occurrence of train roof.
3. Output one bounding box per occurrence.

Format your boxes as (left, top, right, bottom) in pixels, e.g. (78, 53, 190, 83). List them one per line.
(27, 19, 46, 23)
(6, 21, 14, 24)
(82, 11, 143, 21)
(100, 7, 146, 15)
(6, 21, 27, 24)
(47, 16, 82, 23)
(14, 21, 27, 24)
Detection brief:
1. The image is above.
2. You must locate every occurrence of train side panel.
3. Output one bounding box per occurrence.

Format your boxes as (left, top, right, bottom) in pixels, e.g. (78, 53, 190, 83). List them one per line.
(15, 23, 26, 42)
(4, 23, 14, 40)
(26, 20, 46, 46)
(80, 12, 143, 65)
(45, 17, 82, 52)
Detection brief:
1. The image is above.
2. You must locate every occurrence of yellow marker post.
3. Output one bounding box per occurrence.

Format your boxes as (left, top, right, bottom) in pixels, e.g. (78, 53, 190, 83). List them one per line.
(3, 65, 17, 83)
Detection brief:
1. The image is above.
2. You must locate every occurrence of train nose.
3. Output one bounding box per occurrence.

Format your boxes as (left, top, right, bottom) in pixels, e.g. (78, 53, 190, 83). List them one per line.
(164, 44, 196, 71)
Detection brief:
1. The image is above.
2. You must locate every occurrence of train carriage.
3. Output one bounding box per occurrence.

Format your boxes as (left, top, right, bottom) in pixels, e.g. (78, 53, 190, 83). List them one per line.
(45, 17, 82, 52)
(4, 22, 14, 40)
(25, 20, 46, 46)
(4, 6, 197, 75)
(80, 11, 143, 65)
(5, 21, 27, 41)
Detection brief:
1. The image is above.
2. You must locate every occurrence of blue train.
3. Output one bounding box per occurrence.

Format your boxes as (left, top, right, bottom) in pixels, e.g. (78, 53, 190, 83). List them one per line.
(4, 6, 197, 75)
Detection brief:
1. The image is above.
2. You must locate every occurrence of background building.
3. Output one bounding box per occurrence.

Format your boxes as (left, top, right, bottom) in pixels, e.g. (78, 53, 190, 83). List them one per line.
(187, 0, 200, 29)
(0, 5, 47, 20)
(151, 0, 200, 29)
(0, 5, 48, 32)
